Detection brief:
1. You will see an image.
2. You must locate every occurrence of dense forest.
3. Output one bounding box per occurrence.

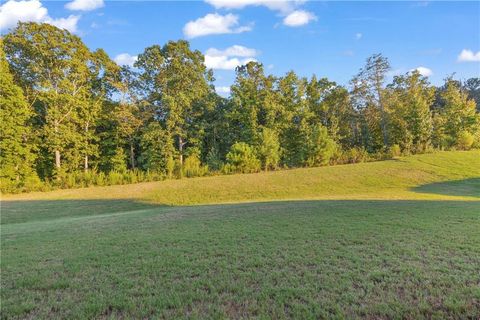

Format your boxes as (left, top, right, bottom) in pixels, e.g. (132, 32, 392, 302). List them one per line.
(1, 22, 479, 193)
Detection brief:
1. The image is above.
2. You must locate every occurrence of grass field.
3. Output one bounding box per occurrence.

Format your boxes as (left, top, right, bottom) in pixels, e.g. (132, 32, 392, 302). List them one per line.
(1, 151, 480, 319)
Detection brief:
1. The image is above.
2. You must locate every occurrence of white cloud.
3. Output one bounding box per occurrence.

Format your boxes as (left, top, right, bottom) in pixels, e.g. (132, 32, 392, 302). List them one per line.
(205, 0, 302, 14)
(205, 55, 256, 70)
(0, 0, 80, 32)
(457, 49, 480, 62)
(0, 0, 47, 29)
(65, 0, 104, 11)
(49, 15, 80, 32)
(206, 45, 258, 58)
(183, 13, 252, 38)
(205, 0, 315, 28)
(411, 66, 433, 77)
(215, 86, 231, 95)
(283, 10, 317, 27)
(355, 32, 362, 40)
(205, 45, 258, 70)
(114, 53, 138, 67)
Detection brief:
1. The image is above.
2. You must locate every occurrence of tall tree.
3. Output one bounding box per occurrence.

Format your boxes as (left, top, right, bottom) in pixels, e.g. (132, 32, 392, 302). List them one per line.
(229, 62, 267, 145)
(351, 54, 391, 149)
(111, 66, 144, 169)
(136, 40, 213, 169)
(463, 78, 480, 111)
(307, 76, 354, 148)
(387, 71, 435, 152)
(0, 39, 37, 188)
(277, 71, 310, 167)
(436, 79, 479, 147)
(4, 22, 106, 176)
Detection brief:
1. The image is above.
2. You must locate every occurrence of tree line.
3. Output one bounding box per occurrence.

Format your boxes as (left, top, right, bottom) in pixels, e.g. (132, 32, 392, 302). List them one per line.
(1, 22, 479, 192)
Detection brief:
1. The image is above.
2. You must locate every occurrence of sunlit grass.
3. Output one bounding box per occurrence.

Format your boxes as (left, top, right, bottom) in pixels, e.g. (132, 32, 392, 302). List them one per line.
(3, 150, 480, 205)
(1, 150, 479, 318)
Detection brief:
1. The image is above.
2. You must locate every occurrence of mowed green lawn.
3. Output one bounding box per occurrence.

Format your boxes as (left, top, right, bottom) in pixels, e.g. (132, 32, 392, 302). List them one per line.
(1, 151, 480, 319)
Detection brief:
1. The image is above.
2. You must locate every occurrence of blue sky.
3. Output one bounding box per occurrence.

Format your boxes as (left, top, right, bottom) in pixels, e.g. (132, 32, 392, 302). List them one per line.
(1, 0, 479, 94)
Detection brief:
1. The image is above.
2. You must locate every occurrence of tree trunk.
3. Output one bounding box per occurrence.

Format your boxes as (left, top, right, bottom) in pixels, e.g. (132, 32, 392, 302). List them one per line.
(380, 110, 388, 147)
(55, 150, 61, 169)
(178, 136, 184, 166)
(84, 122, 89, 171)
(54, 120, 61, 170)
(130, 142, 135, 169)
(375, 74, 389, 147)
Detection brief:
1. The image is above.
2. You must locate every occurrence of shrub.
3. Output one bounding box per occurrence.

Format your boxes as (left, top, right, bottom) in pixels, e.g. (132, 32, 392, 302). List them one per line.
(223, 142, 260, 174)
(95, 171, 106, 186)
(111, 147, 127, 173)
(305, 125, 337, 167)
(107, 171, 124, 185)
(206, 147, 223, 172)
(183, 149, 208, 178)
(389, 144, 402, 157)
(456, 131, 474, 150)
(339, 147, 370, 164)
(258, 128, 281, 171)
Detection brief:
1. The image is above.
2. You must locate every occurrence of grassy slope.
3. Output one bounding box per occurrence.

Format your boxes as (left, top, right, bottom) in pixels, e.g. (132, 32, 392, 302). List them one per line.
(1, 151, 480, 319)
(3, 150, 480, 206)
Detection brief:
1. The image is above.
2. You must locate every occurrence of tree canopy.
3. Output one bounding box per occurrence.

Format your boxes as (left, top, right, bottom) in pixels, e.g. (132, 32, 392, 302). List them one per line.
(1, 22, 479, 193)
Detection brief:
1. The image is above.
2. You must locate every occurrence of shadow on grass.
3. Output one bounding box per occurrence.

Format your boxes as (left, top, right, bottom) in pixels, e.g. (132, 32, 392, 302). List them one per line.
(412, 177, 480, 198)
(4, 198, 480, 226)
(2, 198, 479, 320)
(1, 199, 167, 225)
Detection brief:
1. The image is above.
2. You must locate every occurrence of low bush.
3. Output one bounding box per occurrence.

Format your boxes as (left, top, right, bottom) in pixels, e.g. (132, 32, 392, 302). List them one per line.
(223, 142, 261, 174)
(456, 131, 474, 150)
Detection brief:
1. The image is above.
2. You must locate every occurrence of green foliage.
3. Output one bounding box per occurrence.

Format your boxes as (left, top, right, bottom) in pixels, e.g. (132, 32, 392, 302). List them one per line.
(351, 53, 391, 149)
(258, 127, 281, 170)
(136, 40, 214, 169)
(2, 151, 480, 318)
(456, 131, 474, 150)
(140, 122, 175, 176)
(111, 147, 128, 173)
(437, 79, 479, 148)
(3, 22, 116, 176)
(389, 144, 402, 157)
(0, 39, 38, 190)
(205, 147, 223, 172)
(337, 147, 371, 164)
(1, 24, 479, 193)
(305, 125, 337, 167)
(182, 148, 208, 178)
(387, 71, 435, 153)
(223, 142, 260, 174)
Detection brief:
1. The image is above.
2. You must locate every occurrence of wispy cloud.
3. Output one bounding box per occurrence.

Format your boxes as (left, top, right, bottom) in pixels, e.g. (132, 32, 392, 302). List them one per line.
(183, 13, 252, 38)
(65, 0, 104, 12)
(283, 10, 317, 27)
(411, 66, 433, 76)
(205, 45, 258, 70)
(114, 53, 138, 67)
(205, 0, 298, 14)
(457, 49, 480, 62)
(215, 86, 231, 95)
(205, 0, 316, 28)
